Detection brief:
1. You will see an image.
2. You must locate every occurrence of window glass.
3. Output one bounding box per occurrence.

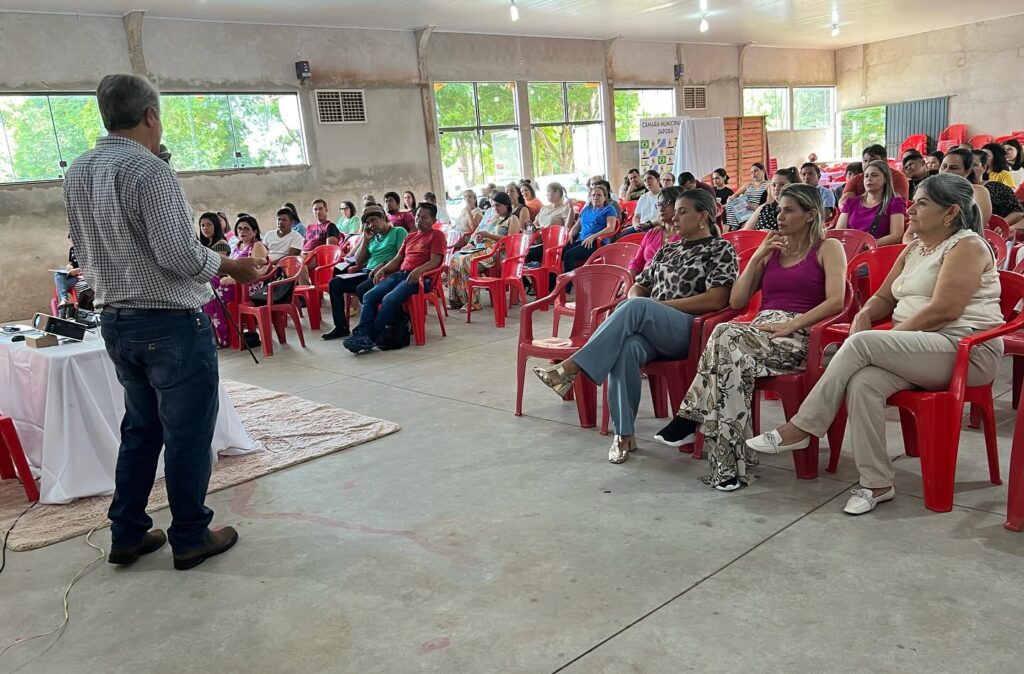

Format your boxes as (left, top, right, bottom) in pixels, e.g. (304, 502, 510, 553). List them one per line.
(793, 87, 834, 130)
(743, 88, 789, 131)
(614, 89, 675, 142)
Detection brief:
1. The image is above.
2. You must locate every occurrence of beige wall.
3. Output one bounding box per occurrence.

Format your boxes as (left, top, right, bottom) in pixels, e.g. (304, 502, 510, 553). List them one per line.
(836, 13, 1024, 135)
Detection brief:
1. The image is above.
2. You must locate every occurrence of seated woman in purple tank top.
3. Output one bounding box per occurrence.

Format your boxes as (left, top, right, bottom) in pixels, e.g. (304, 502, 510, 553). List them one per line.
(653, 184, 848, 491)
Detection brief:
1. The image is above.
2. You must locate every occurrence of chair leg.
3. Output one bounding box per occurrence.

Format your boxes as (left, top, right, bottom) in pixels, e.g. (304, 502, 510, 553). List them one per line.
(494, 284, 507, 328)
(306, 293, 322, 330)
(600, 382, 610, 436)
(826, 401, 848, 473)
(973, 393, 1002, 485)
(750, 390, 762, 437)
(465, 283, 476, 324)
(257, 309, 274, 357)
(573, 376, 597, 428)
(0, 418, 39, 502)
(1007, 413, 1024, 531)
(272, 312, 288, 344)
(1014, 356, 1024, 410)
(407, 298, 427, 346)
(430, 296, 447, 337)
(917, 400, 961, 513)
(515, 352, 528, 416)
(782, 393, 818, 479)
(899, 409, 919, 457)
(289, 307, 307, 347)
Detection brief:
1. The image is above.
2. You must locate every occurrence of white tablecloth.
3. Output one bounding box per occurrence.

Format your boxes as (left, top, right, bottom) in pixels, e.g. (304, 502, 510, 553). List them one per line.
(0, 330, 261, 504)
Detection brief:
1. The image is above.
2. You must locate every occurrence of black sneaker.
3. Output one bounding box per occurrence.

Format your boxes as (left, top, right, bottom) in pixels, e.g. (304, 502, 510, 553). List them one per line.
(343, 334, 375, 354)
(713, 477, 743, 492)
(322, 326, 350, 340)
(653, 416, 697, 448)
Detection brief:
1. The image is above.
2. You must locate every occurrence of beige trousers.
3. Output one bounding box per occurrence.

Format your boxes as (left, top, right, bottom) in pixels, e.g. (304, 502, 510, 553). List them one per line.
(791, 330, 1003, 488)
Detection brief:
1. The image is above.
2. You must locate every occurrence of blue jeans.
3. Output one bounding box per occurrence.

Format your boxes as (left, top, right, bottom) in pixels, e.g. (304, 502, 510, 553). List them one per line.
(100, 310, 219, 553)
(54, 272, 78, 303)
(572, 298, 694, 436)
(328, 273, 373, 329)
(354, 271, 424, 339)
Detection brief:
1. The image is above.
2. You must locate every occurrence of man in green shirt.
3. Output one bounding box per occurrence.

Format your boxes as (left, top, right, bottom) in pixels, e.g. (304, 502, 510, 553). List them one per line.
(323, 205, 408, 339)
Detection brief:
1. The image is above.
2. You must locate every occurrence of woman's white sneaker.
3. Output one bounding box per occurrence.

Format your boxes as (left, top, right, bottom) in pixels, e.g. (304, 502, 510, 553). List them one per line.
(843, 486, 895, 515)
(745, 429, 810, 454)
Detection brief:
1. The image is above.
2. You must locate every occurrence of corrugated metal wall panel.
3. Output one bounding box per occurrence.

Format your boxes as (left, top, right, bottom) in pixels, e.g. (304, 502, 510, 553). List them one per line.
(885, 97, 948, 156)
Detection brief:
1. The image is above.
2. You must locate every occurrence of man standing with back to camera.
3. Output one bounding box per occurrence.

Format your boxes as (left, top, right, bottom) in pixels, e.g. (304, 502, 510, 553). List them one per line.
(64, 74, 265, 570)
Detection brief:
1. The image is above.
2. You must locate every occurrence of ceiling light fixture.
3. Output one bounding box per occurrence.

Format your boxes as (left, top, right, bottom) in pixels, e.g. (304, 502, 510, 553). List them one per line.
(699, 14, 709, 33)
(510, 0, 519, 21)
(699, 0, 708, 11)
(831, 23, 840, 37)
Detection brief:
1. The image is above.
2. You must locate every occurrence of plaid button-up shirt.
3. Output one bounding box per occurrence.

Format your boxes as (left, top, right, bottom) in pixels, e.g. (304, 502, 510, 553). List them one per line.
(64, 135, 221, 310)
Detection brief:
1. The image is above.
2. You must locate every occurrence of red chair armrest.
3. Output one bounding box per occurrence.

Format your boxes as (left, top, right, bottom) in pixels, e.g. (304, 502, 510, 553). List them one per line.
(520, 274, 574, 342)
(468, 244, 502, 276)
(948, 318, 1024, 395)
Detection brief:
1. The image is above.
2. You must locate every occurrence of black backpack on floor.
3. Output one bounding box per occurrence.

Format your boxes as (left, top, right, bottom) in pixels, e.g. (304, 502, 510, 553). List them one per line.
(376, 309, 411, 350)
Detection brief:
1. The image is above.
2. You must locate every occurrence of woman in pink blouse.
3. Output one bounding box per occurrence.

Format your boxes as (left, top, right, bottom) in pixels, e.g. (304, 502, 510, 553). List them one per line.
(627, 186, 681, 277)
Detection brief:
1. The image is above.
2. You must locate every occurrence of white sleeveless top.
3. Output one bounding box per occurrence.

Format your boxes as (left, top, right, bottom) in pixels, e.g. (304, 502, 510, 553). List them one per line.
(891, 229, 1002, 333)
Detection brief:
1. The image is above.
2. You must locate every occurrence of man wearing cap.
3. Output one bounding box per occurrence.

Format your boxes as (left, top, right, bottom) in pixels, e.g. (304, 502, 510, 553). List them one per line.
(323, 204, 408, 340)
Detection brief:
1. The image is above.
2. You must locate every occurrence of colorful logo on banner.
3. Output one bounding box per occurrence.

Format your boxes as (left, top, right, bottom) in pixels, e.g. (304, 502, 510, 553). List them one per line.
(639, 117, 686, 174)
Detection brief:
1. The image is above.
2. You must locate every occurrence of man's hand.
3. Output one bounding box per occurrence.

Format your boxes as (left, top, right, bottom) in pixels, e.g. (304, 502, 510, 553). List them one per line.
(222, 256, 266, 283)
(406, 270, 422, 286)
(373, 268, 388, 284)
(68, 268, 82, 277)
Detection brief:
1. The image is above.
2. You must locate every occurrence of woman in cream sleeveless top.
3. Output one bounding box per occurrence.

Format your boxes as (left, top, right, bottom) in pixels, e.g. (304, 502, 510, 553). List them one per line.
(748, 174, 1005, 517)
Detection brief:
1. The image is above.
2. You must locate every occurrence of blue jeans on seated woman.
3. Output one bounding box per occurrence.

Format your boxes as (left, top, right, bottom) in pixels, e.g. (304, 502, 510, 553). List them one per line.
(100, 310, 219, 553)
(571, 297, 694, 437)
(354, 271, 429, 339)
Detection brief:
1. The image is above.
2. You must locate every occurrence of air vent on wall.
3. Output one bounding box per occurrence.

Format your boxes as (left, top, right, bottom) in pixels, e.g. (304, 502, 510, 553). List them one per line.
(682, 85, 707, 111)
(315, 89, 367, 124)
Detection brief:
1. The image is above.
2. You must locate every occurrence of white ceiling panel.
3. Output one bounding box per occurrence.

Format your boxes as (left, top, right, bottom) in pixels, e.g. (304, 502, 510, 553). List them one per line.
(1, 0, 1022, 49)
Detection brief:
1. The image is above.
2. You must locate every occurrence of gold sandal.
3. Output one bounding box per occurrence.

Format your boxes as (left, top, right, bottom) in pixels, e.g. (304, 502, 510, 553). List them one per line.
(608, 435, 637, 464)
(532, 363, 576, 398)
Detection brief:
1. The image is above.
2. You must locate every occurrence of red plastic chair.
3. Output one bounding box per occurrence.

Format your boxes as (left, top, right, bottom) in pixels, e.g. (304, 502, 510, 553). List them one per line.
(49, 286, 78, 316)
(522, 226, 570, 305)
(842, 244, 906, 306)
(1007, 393, 1024, 531)
(826, 229, 877, 261)
(295, 244, 342, 330)
(987, 215, 1011, 239)
(0, 416, 39, 502)
(620, 201, 639, 224)
(970, 134, 994, 149)
(599, 246, 760, 436)
(466, 234, 531, 328)
(402, 265, 448, 346)
(983, 229, 1008, 267)
(722, 230, 769, 251)
(551, 242, 640, 337)
(515, 264, 634, 428)
(238, 256, 307, 357)
(616, 232, 646, 246)
(900, 134, 928, 156)
(938, 124, 968, 151)
(827, 271, 1024, 512)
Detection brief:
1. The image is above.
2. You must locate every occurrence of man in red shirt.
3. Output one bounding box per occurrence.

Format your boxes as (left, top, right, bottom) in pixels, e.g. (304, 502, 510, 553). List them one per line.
(839, 144, 910, 203)
(384, 191, 415, 231)
(343, 202, 446, 353)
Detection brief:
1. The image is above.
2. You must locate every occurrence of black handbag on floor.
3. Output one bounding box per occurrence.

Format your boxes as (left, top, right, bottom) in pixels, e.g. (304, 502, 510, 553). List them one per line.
(376, 309, 411, 350)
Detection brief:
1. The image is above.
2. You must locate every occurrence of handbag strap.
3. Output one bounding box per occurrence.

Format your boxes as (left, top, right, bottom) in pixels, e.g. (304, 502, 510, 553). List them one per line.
(864, 198, 887, 237)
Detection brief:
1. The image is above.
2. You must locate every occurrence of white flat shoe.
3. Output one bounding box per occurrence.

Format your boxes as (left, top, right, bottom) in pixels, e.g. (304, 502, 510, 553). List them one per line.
(746, 429, 810, 454)
(843, 486, 895, 515)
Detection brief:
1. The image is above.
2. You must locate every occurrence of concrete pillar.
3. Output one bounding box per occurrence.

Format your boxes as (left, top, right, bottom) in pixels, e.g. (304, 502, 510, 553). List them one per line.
(515, 80, 533, 178)
(415, 26, 443, 195)
(603, 37, 621, 181)
(122, 11, 148, 77)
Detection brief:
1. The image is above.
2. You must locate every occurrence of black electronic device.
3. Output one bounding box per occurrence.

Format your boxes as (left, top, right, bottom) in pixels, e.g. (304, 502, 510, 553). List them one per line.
(295, 60, 312, 83)
(32, 312, 87, 341)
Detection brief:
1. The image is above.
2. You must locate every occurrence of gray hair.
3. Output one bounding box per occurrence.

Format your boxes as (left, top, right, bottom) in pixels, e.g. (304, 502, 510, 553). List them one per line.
(96, 74, 160, 132)
(916, 174, 983, 235)
(678, 188, 719, 236)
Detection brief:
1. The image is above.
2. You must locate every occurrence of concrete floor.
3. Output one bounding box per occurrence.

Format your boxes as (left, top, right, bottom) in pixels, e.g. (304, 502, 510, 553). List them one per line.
(1, 306, 1022, 673)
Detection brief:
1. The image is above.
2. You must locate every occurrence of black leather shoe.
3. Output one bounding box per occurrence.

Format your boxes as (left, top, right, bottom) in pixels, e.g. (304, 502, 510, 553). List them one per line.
(322, 326, 350, 340)
(108, 529, 167, 565)
(173, 526, 239, 570)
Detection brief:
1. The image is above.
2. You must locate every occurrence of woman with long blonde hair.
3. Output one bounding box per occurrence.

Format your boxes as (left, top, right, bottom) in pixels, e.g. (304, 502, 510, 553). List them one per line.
(653, 184, 848, 491)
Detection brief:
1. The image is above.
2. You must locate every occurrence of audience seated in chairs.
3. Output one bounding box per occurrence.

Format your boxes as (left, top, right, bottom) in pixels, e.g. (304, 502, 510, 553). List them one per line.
(532, 189, 738, 462)
(902, 151, 931, 199)
(660, 172, 676, 189)
(211, 215, 269, 347)
(678, 171, 717, 200)
(800, 162, 837, 220)
(423, 192, 451, 227)
(281, 203, 305, 236)
(450, 190, 484, 247)
(337, 200, 362, 236)
(712, 168, 733, 205)
(618, 170, 662, 239)
(654, 184, 847, 492)
(925, 152, 944, 174)
(626, 186, 681, 278)
(1003, 138, 1024, 187)
(506, 182, 532, 228)
(840, 144, 911, 202)
(835, 160, 906, 246)
(343, 203, 446, 354)
(263, 208, 305, 262)
(447, 191, 521, 312)
(981, 143, 1017, 189)
(384, 191, 415, 232)
(619, 168, 646, 202)
(323, 205, 409, 341)
(562, 184, 620, 273)
(198, 213, 232, 344)
(749, 174, 1002, 515)
(402, 191, 417, 212)
(302, 199, 340, 253)
(519, 180, 543, 221)
(524, 182, 575, 268)
(724, 162, 770, 231)
(742, 167, 799, 231)
(986, 180, 1024, 229)
(932, 148, 993, 228)
(53, 243, 92, 320)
